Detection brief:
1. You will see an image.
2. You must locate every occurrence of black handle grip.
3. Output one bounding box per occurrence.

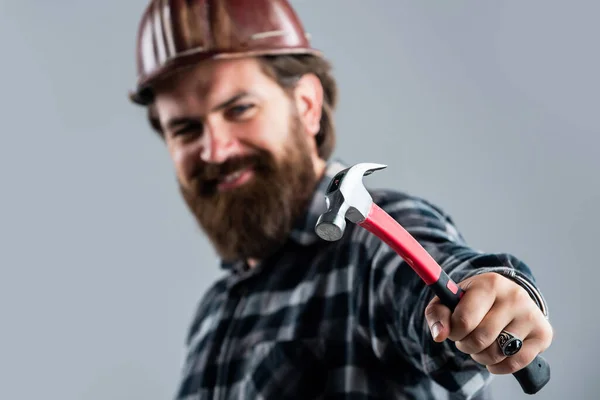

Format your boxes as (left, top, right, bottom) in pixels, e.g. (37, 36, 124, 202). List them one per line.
(430, 272, 550, 395)
(514, 355, 551, 394)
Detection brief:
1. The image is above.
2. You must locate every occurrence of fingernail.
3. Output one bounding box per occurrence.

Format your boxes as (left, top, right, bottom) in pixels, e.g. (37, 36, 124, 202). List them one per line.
(431, 322, 442, 339)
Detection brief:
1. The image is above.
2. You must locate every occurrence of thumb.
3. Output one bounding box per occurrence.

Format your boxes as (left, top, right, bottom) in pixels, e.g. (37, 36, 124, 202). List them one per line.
(424, 296, 452, 342)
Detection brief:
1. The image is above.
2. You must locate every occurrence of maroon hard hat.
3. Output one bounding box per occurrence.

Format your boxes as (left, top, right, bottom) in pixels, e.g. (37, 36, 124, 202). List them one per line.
(129, 0, 322, 105)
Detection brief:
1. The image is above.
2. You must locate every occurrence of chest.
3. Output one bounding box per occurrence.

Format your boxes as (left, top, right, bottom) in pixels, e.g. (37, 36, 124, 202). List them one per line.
(181, 261, 372, 397)
(196, 263, 357, 363)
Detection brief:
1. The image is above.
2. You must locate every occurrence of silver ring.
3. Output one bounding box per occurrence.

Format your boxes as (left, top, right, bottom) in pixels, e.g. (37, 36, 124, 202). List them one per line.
(497, 330, 523, 356)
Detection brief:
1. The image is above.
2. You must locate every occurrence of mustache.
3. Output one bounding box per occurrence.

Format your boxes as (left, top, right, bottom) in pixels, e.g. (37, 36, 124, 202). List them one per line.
(190, 153, 270, 196)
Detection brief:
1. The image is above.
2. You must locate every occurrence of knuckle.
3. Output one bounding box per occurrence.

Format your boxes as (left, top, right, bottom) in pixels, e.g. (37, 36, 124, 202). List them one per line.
(485, 272, 507, 291)
(489, 272, 505, 286)
(470, 330, 493, 353)
(514, 286, 533, 305)
(424, 304, 445, 326)
(538, 323, 554, 350)
(517, 307, 540, 329)
(524, 307, 539, 323)
(424, 303, 437, 318)
(504, 355, 526, 373)
(489, 351, 506, 365)
(452, 312, 475, 334)
(482, 348, 506, 365)
(477, 273, 498, 291)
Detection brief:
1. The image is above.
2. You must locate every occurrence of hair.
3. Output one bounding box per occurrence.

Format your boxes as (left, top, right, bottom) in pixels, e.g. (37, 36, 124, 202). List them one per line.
(145, 53, 339, 161)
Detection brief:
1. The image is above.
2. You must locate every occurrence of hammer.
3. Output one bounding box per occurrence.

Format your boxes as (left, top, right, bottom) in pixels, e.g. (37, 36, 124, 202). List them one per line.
(314, 162, 551, 395)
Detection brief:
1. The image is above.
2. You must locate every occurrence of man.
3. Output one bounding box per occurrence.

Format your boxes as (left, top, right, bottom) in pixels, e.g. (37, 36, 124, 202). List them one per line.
(128, 1, 553, 398)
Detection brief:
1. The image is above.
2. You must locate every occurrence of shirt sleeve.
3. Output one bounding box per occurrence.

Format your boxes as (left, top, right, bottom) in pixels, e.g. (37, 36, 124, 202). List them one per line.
(357, 191, 548, 398)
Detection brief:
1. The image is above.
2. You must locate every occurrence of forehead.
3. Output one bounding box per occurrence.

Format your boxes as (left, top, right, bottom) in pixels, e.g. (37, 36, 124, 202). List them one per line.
(153, 57, 275, 107)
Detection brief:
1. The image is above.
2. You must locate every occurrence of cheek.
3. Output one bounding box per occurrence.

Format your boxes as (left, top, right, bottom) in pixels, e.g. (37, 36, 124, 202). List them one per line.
(236, 112, 289, 155)
(169, 143, 196, 184)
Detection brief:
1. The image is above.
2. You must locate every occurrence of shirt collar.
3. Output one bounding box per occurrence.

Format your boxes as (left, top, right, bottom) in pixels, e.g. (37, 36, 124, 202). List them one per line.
(219, 158, 348, 272)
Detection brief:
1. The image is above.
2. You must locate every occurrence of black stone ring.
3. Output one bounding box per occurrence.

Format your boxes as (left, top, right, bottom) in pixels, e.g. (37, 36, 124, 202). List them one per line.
(497, 330, 523, 356)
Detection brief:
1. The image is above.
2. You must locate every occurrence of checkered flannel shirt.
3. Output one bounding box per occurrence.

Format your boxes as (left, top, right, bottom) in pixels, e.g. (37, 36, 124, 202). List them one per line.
(175, 159, 548, 400)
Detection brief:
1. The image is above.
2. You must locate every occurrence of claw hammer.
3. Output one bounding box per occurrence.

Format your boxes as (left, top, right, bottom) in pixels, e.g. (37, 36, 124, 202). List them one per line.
(314, 162, 550, 395)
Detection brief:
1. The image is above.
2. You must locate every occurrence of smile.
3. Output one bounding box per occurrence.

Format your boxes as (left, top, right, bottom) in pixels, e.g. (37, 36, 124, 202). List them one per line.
(217, 166, 254, 191)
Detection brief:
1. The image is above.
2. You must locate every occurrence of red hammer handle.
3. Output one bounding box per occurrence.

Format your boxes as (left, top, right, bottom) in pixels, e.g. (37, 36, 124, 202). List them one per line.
(357, 202, 550, 395)
(358, 203, 464, 308)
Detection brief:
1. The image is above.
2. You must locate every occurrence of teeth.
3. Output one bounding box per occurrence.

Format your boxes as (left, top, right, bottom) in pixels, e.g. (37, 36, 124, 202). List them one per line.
(223, 170, 243, 183)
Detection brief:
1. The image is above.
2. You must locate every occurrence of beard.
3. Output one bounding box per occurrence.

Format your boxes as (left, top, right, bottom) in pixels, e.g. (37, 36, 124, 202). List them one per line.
(178, 113, 319, 263)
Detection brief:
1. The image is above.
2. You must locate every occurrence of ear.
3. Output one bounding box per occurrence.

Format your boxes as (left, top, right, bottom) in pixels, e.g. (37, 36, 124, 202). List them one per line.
(293, 73, 324, 138)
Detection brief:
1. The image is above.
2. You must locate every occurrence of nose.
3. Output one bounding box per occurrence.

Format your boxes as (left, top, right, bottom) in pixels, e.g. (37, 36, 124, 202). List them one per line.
(199, 124, 237, 164)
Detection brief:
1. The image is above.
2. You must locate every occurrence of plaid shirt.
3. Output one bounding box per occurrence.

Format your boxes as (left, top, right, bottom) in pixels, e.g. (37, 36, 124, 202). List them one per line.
(175, 159, 546, 400)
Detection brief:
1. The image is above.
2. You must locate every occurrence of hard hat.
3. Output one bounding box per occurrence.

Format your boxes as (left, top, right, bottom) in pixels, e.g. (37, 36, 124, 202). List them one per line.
(128, 0, 322, 105)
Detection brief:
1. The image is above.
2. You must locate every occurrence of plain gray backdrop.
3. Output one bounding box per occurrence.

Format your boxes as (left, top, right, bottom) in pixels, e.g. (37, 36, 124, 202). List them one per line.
(1, 1, 598, 399)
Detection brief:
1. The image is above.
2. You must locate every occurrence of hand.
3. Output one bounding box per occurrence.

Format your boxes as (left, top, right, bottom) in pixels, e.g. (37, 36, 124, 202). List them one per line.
(424, 272, 553, 375)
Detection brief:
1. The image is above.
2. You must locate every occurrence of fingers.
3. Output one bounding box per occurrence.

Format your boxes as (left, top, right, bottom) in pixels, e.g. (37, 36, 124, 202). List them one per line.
(424, 282, 495, 343)
(486, 337, 545, 375)
(424, 272, 554, 376)
(468, 320, 526, 367)
(424, 296, 452, 342)
(470, 308, 553, 374)
(455, 301, 516, 358)
(446, 286, 496, 342)
(486, 315, 553, 375)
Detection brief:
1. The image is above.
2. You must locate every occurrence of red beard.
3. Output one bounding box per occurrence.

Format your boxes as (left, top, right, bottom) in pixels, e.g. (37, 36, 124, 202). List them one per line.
(179, 115, 318, 263)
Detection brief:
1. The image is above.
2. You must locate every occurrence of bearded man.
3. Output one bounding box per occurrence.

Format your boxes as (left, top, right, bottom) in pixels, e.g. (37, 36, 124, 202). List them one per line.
(128, 1, 553, 399)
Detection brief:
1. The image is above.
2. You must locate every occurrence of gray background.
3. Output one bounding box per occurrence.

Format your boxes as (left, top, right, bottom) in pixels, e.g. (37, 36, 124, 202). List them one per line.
(1, 0, 597, 399)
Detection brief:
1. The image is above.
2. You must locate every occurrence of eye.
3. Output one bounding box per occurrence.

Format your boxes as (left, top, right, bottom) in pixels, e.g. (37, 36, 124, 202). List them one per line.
(226, 103, 255, 120)
(172, 121, 203, 137)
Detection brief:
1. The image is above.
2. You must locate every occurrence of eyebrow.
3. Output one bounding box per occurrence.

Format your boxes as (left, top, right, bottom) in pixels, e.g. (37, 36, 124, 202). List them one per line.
(164, 91, 252, 131)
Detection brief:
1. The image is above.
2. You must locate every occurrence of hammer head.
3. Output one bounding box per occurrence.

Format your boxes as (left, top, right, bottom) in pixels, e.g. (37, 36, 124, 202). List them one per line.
(315, 162, 387, 241)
